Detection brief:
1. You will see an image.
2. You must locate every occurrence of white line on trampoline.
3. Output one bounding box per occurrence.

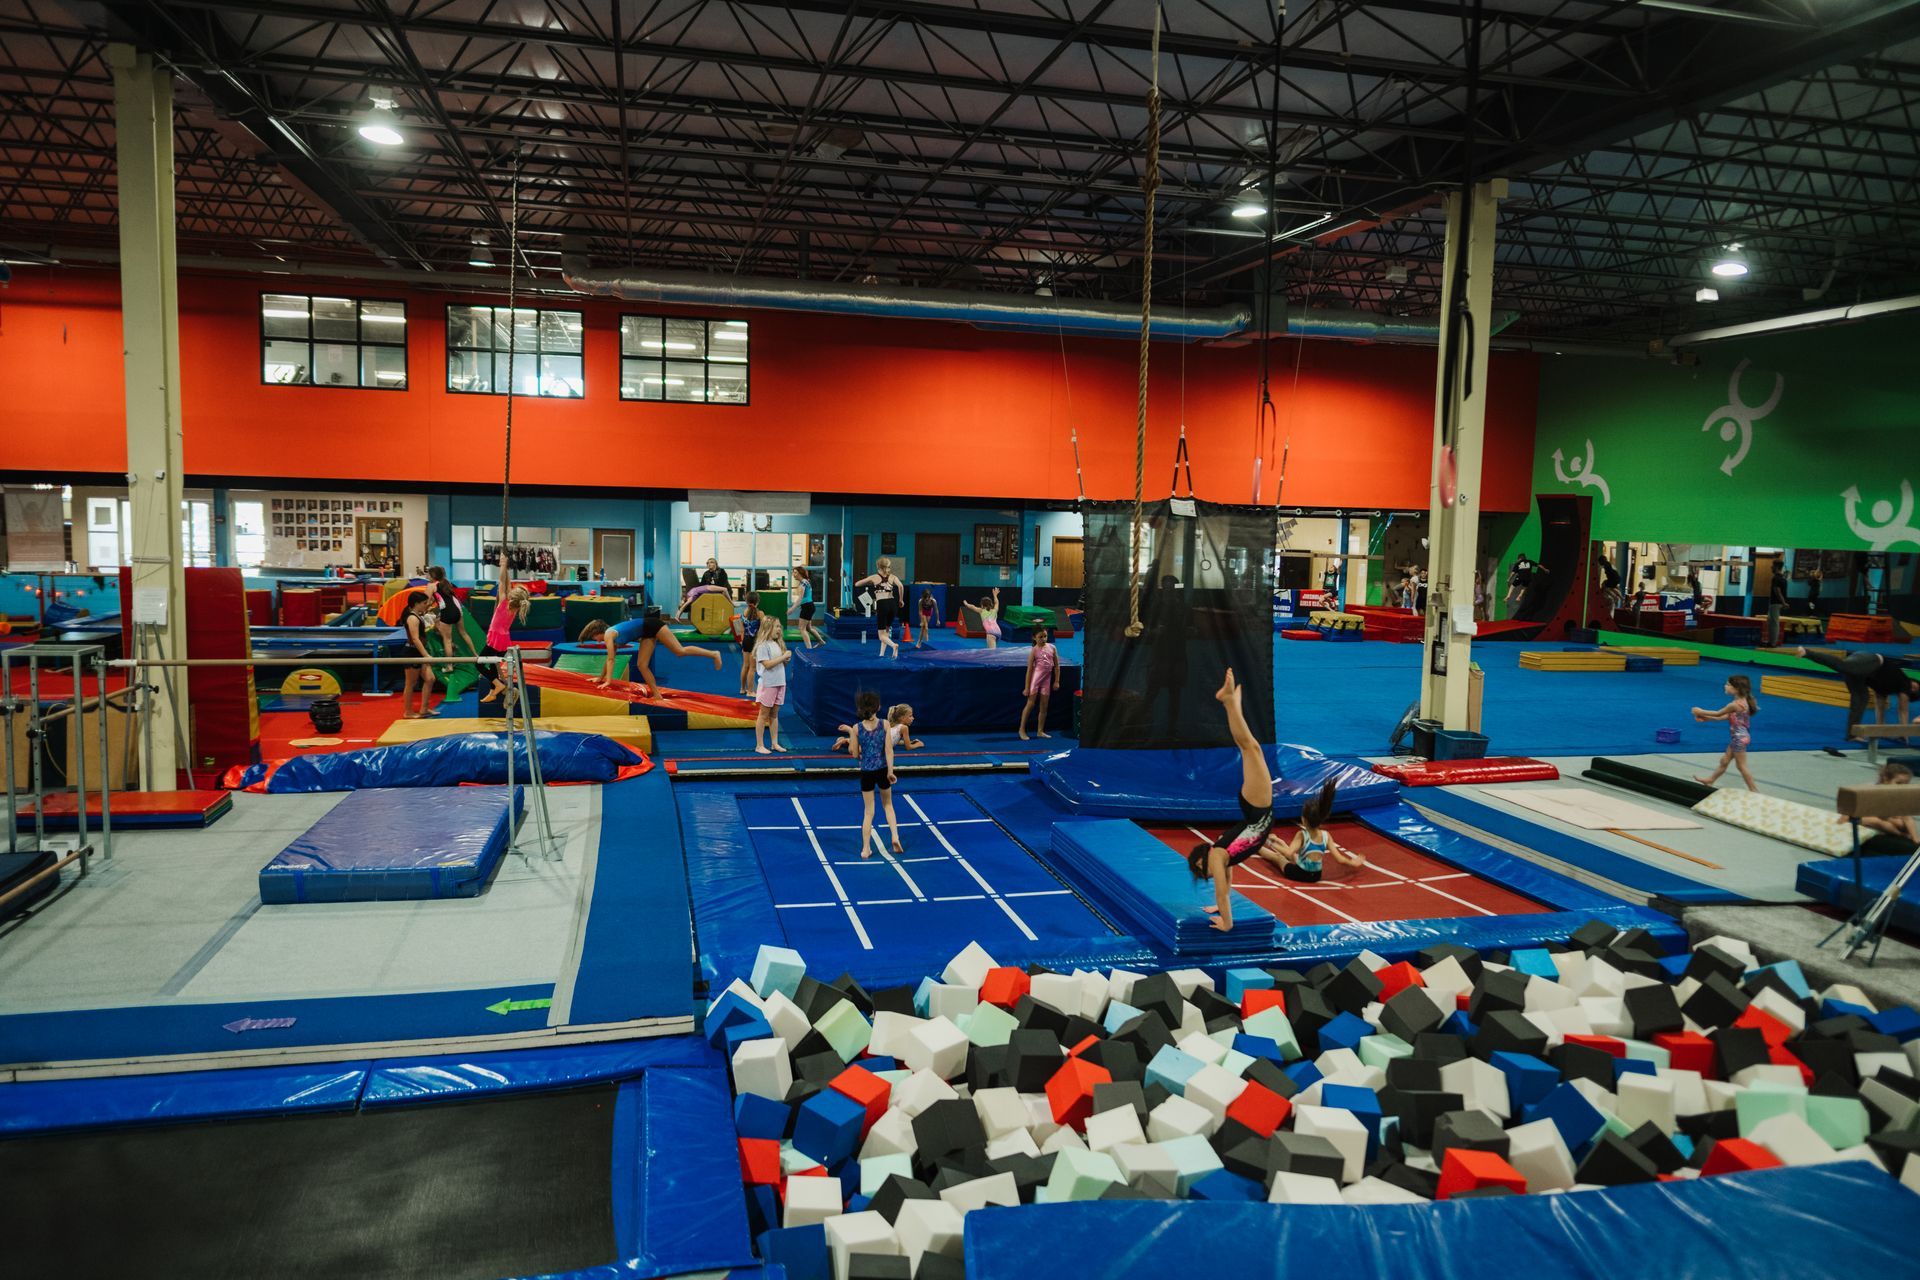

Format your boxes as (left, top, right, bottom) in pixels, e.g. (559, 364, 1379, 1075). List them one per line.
(907, 793, 1037, 941)
(1363, 858, 1495, 916)
(1189, 825, 1363, 925)
(790, 796, 873, 948)
(867, 827, 928, 900)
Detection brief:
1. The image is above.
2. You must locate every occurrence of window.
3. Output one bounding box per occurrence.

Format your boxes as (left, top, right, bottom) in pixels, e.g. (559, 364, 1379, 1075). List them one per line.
(621, 316, 748, 404)
(261, 294, 407, 388)
(233, 500, 267, 570)
(447, 306, 584, 397)
(84, 498, 213, 570)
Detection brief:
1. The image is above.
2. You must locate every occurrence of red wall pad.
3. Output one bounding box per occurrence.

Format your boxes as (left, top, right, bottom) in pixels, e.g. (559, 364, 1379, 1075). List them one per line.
(119, 567, 260, 784)
(1370, 759, 1560, 787)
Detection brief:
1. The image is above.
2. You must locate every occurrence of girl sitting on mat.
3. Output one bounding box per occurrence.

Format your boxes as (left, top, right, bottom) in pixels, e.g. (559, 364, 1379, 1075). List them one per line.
(1268, 780, 1366, 883)
(915, 589, 937, 649)
(753, 626, 791, 754)
(733, 599, 763, 696)
(580, 608, 724, 700)
(476, 562, 531, 707)
(852, 558, 905, 659)
(851, 690, 903, 858)
(975, 586, 1003, 649)
(399, 591, 439, 720)
(1693, 674, 1760, 792)
(793, 567, 822, 649)
(1185, 670, 1362, 931)
(1017, 626, 1059, 740)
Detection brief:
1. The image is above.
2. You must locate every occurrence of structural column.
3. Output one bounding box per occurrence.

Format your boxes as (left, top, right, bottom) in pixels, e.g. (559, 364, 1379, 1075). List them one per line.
(112, 44, 185, 788)
(1421, 179, 1504, 731)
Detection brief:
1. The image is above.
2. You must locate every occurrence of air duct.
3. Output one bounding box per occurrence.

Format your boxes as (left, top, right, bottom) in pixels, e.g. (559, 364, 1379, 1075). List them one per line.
(563, 266, 1518, 345)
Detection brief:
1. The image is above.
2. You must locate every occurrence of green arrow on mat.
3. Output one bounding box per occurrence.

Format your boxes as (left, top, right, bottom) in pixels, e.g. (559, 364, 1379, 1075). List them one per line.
(486, 997, 553, 1015)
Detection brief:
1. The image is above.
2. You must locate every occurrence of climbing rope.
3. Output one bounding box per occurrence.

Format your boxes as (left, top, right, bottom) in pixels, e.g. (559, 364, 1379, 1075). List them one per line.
(500, 155, 522, 537)
(1124, 12, 1163, 639)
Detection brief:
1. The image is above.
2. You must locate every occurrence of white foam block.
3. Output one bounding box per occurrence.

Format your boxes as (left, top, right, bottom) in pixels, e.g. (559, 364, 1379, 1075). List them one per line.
(1440, 1056, 1511, 1120)
(859, 1109, 918, 1160)
(1030, 972, 1082, 1017)
(901, 1016, 969, 1079)
(923, 982, 979, 1022)
(972, 1087, 1028, 1141)
(1696, 935, 1755, 966)
(868, 1011, 926, 1060)
(712, 977, 767, 1013)
(1176, 1001, 1209, 1039)
(985, 1129, 1041, 1161)
(1522, 1010, 1566, 1050)
(1041, 1125, 1088, 1155)
(893, 1069, 958, 1118)
(1293, 1104, 1369, 1184)
(1085, 1104, 1146, 1153)
(1659, 1068, 1708, 1118)
(1072, 969, 1111, 1022)
(1579, 997, 1631, 1039)
(1732, 1064, 1807, 1090)
(1550, 951, 1590, 990)
(1107, 968, 1145, 1004)
(1615, 1072, 1677, 1135)
(825, 1211, 900, 1280)
(1905, 1154, 1920, 1197)
(730, 1038, 792, 1102)
(1113, 1142, 1182, 1197)
(1167, 968, 1215, 998)
(1146, 1094, 1213, 1142)
(1313, 1048, 1365, 1078)
(785, 1173, 847, 1228)
(1539, 1005, 1595, 1041)
(1857, 1051, 1915, 1081)
(939, 1172, 1020, 1215)
(1342, 1176, 1430, 1205)
(1182, 1064, 1246, 1131)
(1818, 983, 1874, 1012)
(1505, 1118, 1577, 1193)
(1177, 1032, 1230, 1067)
(1751, 987, 1807, 1034)
(1576, 956, 1627, 999)
(1749, 1113, 1837, 1167)
(1355, 949, 1391, 971)
(1701, 1080, 1742, 1113)
(943, 942, 998, 988)
(1268, 1171, 1344, 1204)
(1420, 956, 1473, 1009)
(893, 1199, 964, 1271)
(762, 991, 812, 1052)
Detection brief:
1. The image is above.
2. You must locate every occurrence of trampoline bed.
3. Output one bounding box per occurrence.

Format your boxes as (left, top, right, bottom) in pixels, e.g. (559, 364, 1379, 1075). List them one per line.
(1144, 817, 1547, 928)
(2, 1086, 618, 1280)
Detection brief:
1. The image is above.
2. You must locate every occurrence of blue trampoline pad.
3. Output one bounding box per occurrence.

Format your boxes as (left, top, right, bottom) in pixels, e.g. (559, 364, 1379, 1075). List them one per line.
(259, 786, 522, 903)
(740, 788, 1113, 959)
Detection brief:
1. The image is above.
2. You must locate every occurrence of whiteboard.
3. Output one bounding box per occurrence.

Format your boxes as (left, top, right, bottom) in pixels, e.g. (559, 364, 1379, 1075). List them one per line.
(755, 532, 789, 564)
(557, 527, 592, 562)
(715, 531, 754, 564)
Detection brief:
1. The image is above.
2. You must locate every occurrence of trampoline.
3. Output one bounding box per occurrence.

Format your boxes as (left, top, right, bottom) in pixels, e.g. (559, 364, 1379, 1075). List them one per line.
(4, 1086, 618, 1280)
(1144, 817, 1547, 928)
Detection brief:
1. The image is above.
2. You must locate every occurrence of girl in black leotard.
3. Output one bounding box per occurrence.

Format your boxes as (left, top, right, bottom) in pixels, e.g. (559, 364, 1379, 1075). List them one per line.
(853, 557, 904, 659)
(424, 566, 482, 684)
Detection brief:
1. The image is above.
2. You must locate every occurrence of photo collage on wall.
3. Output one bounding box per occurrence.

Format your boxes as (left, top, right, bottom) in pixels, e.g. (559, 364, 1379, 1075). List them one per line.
(265, 494, 407, 568)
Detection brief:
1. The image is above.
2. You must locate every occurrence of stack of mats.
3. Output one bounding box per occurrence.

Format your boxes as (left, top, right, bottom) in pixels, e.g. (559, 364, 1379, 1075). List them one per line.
(15, 790, 232, 831)
(1698, 613, 1762, 646)
(1760, 673, 1849, 706)
(1692, 789, 1854, 856)
(1280, 628, 1322, 641)
(1780, 615, 1824, 639)
(1309, 610, 1364, 642)
(1369, 758, 1559, 787)
(1827, 613, 1896, 643)
(1519, 650, 1662, 672)
(1348, 606, 1421, 642)
(280, 588, 323, 627)
(1582, 757, 1714, 808)
(258, 785, 522, 903)
(562, 595, 626, 642)
(1605, 644, 1699, 665)
(1050, 818, 1276, 954)
(1797, 852, 1920, 931)
(377, 715, 652, 752)
(1004, 604, 1065, 630)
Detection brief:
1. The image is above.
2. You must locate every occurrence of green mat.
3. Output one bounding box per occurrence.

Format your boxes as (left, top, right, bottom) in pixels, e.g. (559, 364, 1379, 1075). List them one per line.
(423, 612, 489, 697)
(563, 596, 626, 642)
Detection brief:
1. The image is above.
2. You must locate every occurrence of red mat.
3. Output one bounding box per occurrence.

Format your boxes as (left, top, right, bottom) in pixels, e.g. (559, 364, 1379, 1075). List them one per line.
(1144, 817, 1543, 928)
(1369, 758, 1559, 787)
(5, 669, 128, 698)
(258, 692, 411, 757)
(521, 664, 758, 720)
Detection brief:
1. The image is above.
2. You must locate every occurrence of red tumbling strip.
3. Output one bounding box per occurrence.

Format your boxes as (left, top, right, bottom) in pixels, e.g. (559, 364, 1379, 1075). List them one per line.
(1368, 758, 1560, 787)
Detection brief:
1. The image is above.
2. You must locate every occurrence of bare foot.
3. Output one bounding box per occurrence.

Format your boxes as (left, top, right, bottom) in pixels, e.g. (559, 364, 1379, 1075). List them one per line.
(709, 652, 724, 670)
(1038, 730, 1051, 738)
(1694, 776, 1718, 786)
(1019, 730, 1029, 741)
(1215, 668, 1238, 702)
(772, 743, 788, 753)
(860, 846, 874, 859)
(755, 746, 771, 755)
(891, 841, 905, 854)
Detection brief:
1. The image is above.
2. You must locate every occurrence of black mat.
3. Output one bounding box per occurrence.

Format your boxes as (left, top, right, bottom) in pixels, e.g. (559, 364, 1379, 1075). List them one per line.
(2, 1086, 618, 1280)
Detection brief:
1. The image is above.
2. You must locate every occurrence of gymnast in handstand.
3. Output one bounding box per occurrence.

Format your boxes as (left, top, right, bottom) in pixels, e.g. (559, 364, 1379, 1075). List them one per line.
(580, 608, 723, 699)
(1186, 669, 1363, 931)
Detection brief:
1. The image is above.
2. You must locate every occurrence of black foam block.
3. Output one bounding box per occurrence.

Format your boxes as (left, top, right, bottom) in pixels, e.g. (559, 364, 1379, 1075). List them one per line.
(912, 1099, 986, 1160)
(1289, 988, 1336, 1056)
(1467, 969, 1531, 1022)
(1014, 996, 1069, 1038)
(1244, 1058, 1297, 1100)
(1004, 1029, 1064, 1092)
(1381, 987, 1444, 1043)
(1622, 985, 1683, 1039)
(1866, 1128, 1920, 1174)
(1418, 942, 1484, 982)
(1127, 975, 1185, 1029)
(1683, 945, 1745, 985)
(867, 1175, 937, 1224)
(967, 1044, 1008, 1092)
(1193, 988, 1242, 1032)
(1386, 1059, 1443, 1093)
(871, 986, 916, 1018)
(1080, 1038, 1142, 1083)
(784, 1079, 825, 1108)
(1472, 1010, 1547, 1061)
(1625, 1122, 1686, 1174)
(1062, 1015, 1107, 1048)
(1681, 973, 1749, 1031)
(830, 972, 876, 1017)
(914, 1254, 967, 1280)
(1568, 920, 1618, 951)
(1143, 1081, 1174, 1113)
(792, 1028, 835, 1061)
(794, 975, 841, 1023)
(1712, 1026, 1770, 1080)
(795, 1051, 845, 1083)
(987, 1151, 1056, 1203)
(1094, 1080, 1150, 1123)
(1375, 1159, 1440, 1200)
(1809, 1014, 1870, 1041)
(1270, 1132, 1346, 1182)
(1323, 959, 1385, 1015)
(1113, 1012, 1175, 1060)
(1679, 1110, 1740, 1142)
(848, 1255, 912, 1279)
(1412, 1033, 1469, 1066)
(1575, 1132, 1660, 1185)
(1218, 1130, 1276, 1182)
(1549, 1042, 1615, 1091)
(1377, 1088, 1463, 1148)
(1790, 1038, 1855, 1089)
(1432, 1109, 1510, 1160)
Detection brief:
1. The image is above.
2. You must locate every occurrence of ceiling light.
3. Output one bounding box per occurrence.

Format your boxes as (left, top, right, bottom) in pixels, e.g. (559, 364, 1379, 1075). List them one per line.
(1695, 286, 1720, 303)
(358, 96, 404, 147)
(1230, 193, 1266, 219)
(468, 234, 494, 268)
(1709, 243, 1749, 278)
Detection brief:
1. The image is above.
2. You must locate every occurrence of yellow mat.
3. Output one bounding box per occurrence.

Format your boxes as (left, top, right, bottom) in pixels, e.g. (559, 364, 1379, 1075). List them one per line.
(1604, 645, 1696, 666)
(1759, 673, 1849, 707)
(377, 714, 652, 751)
(1309, 610, 1364, 631)
(1519, 651, 1626, 671)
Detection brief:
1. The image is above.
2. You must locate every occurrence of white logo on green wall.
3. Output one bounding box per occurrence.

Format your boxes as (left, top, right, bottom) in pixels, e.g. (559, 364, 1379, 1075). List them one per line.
(1552, 439, 1612, 505)
(1844, 482, 1920, 551)
(1701, 358, 1783, 477)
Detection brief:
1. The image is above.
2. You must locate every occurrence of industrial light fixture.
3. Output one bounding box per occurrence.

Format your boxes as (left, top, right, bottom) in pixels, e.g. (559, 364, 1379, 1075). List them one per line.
(1709, 243, 1749, 278)
(358, 96, 404, 147)
(1230, 191, 1266, 218)
(467, 234, 494, 268)
(1695, 286, 1719, 303)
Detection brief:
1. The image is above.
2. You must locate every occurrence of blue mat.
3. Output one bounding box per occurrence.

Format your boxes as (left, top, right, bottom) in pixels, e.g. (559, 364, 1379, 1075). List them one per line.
(569, 772, 695, 1024)
(259, 786, 521, 903)
(964, 1164, 1919, 1280)
(229, 731, 645, 793)
(786, 643, 1079, 732)
(1038, 743, 1398, 821)
(1797, 853, 1920, 933)
(1051, 818, 1275, 955)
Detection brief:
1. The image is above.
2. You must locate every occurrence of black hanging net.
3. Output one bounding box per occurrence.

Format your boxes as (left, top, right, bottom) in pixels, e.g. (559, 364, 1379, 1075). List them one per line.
(1079, 498, 1278, 749)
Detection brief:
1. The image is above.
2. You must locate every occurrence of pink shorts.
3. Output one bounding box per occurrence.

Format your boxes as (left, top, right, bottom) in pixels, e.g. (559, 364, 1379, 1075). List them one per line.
(756, 686, 786, 708)
(1028, 670, 1054, 697)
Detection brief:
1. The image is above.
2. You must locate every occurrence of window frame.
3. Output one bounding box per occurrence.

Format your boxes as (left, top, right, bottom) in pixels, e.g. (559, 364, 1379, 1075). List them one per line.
(258, 291, 409, 390)
(444, 304, 587, 398)
(618, 314, 751, 407)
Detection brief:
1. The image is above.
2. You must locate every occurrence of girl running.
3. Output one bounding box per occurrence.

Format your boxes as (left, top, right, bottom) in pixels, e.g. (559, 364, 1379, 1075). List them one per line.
(1017, 626, 1059, 740)
(850, 690, 903, 858)
(852, 558, 904, 659)
(753, 626, 791, 754)
(581, 606, 724, 699)
(1693, 674, 1760, 791)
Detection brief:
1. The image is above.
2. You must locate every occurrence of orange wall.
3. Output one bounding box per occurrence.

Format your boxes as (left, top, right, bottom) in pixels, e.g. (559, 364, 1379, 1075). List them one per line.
(0, 267, 1538, 509)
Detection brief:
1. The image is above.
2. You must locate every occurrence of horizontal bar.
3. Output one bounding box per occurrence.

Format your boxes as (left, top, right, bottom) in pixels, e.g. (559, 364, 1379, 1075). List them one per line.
(0, 848, 85, 913)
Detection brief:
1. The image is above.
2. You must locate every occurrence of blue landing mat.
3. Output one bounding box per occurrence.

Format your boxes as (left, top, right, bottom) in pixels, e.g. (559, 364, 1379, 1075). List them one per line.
(570, 772, 695, 1025)
(964, 1164, 1920, 1280)
(1037, 743, 1399, 821)
(786, 643, 1080, 732)
(259, 786, 522, 903)
(1051, 819, 1274, 954)
(1797, 853, 1920, 934)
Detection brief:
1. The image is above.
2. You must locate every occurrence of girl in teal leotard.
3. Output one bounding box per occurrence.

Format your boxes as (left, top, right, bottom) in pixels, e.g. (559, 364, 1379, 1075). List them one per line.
(1270, 779, 1368, 883)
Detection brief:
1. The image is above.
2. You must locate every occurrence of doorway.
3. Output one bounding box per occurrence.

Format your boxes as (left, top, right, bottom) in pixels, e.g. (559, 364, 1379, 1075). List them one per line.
(1051, 537, 1085, 591)
(827, 533, 843, 611)
(915, 533, 960, 589)
(593, 529, 633, 581)
(852, 534, 869, 587)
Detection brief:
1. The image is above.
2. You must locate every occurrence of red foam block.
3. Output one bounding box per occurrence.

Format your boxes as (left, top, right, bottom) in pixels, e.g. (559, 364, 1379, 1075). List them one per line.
(1372, 962, 1425, 1003)
(980, 967, 1031, 1010)
(1654, 1030, 1717, 1079)
(1242, 989, 1287, 1020)
(1701, 1138, 1784, 1177)
(1224, 1080, 1292, 1138)
(739, 1137, 782, 1186)
(1563, 1034, 1626, 1060)
(1045, 1057, 1112, 1132)
(828, 1065, 891, 1136)
(1436, 1148, 1529, 1199)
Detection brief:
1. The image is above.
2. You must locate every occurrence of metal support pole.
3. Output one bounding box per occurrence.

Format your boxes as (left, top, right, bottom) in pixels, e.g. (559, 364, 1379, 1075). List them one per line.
(3, 653, 18, 857)
(29, 654, 46, 856)
(508, 647, 559, 861)
(95, 653, 114, 862)
(71, 651, 89, 874)
(1420, 179, 1505, 730)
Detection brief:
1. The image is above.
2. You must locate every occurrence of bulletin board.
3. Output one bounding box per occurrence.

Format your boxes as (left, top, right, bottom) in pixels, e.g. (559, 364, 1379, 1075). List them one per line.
(973, 523, 1018, 566)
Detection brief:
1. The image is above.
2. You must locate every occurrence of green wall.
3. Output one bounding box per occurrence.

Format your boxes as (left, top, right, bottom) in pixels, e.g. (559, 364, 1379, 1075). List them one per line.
(1531, 314, 1920, 549)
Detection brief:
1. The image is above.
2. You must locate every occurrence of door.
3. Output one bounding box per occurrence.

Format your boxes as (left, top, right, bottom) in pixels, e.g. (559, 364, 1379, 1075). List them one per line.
(827, 533, 843, 611)
(1051, 537, 1085, 590)
(852, 534, 869, 597)
(593, 529, 633, 581)
(915, 533, 960, 590)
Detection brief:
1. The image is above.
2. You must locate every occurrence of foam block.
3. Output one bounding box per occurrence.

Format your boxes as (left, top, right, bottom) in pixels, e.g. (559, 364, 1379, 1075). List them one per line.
(754, 945, 809, 1001)
(1146, 1094, 1214, 1142)
(936, 1172, 1019, 1215)
(1044, 1146, 1124, 1201)
(891, 1199, 963, 1272)
(823, 1211, 900, 1280)
(786, 1172, 848, 1228)
(943, 942, 998, 989)
(1085, 1104, 1146, 1153)
(1505, 1118, 1577, 1192)
(817, 1001, 874, 1062)
(1436, 1148, 1528, 1199)
(734, 1038, 794, 1102)
(1267, 1171, 1344, 1204)
(1294, 1104, 1369, 1184)
(900, 1017, 969, 1080)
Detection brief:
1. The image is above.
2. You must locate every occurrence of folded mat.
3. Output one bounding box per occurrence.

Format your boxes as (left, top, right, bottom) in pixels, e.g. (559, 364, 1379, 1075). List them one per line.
(1369, 758, 1558, 787)
(1051, 818, 1274, 954)
(224, 731, 650, 793)
(1796, 852, 1920, 932)
(1694, 788, 1853, 856)
(1584, 757, 1715, 809)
